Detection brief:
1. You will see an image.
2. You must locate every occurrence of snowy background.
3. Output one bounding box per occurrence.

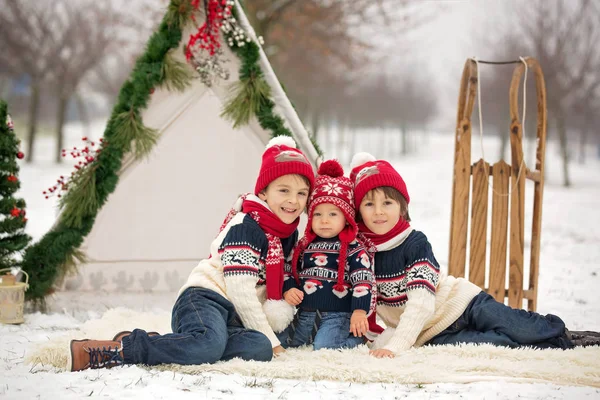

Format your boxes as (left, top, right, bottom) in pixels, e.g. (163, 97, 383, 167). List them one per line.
(1, 122, 600, 399)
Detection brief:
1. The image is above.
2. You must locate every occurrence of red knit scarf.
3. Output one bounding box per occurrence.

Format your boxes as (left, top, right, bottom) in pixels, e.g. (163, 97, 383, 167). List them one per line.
(357, 218, 411, 248)
(218, 194, 298, 301)
(242, 199, 298, 300)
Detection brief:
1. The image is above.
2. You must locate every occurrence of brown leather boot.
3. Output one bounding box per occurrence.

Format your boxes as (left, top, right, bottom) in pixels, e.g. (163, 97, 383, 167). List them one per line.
(112, 330, 160, 342)
(68, 340, 124, 372)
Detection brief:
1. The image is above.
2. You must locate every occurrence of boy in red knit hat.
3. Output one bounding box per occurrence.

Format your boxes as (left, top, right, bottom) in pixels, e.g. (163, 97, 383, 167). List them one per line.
(349, 152, 600, 359)
(278, 159, 376, 350)
(68, 137, 315, 371)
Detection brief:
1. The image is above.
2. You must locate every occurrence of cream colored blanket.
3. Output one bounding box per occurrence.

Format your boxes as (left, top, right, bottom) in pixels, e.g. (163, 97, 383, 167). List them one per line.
(27, 308, 600, 387)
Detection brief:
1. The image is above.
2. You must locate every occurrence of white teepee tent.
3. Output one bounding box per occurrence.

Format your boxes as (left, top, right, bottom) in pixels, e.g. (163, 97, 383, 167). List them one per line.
(59, 1, 318, 293)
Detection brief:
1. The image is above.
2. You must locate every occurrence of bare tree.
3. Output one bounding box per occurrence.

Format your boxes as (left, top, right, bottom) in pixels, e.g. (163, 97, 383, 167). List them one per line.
(571, 83, 600, 164)
(244, 0, 439, 135)
(49, 0, 159, 162)
(83, 1, 166, 102)
(329, 69, 437, 160)
(0, 0, 164, 162)
(509, 0, 600, 186)
(0, 2, 64, 162)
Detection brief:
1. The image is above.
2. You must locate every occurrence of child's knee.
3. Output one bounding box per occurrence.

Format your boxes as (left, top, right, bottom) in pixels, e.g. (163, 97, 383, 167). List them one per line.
(249, 333, 274, 361)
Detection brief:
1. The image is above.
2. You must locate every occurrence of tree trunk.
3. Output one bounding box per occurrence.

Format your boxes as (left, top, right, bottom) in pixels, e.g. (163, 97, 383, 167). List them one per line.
(376, 127, 385, 158)
(578, 128, 587, 165)
(0, 77, 10, 97)
(555, 112, 571, 187)
(26, 80, 41, 163)
(348, 127, 357, 165)
(578, 113, 591, 165)
(75, 92, 91, 138)
(401, 123, 408, 155)
(338, 120, 347, 158)
(310, 111, 320, 141)
(55, 94, 69, 163)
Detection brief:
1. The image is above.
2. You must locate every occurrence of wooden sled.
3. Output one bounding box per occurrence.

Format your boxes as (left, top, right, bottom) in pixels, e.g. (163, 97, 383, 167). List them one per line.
(448, 58, 547, 311)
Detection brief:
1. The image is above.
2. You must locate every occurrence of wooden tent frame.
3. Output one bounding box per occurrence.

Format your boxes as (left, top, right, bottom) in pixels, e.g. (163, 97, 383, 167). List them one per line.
(448, 58, 547, 311)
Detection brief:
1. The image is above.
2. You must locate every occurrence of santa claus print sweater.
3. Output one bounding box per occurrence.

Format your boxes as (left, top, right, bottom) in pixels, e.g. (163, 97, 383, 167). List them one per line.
(178, 213, 297, 347)
(284, 236, 376, 315)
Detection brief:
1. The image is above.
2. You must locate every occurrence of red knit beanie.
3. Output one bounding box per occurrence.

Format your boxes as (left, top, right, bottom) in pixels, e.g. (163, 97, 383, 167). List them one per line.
(292, 159, 357, 292)
(255, 136, 315, 195)
(349, 152, 410, 209)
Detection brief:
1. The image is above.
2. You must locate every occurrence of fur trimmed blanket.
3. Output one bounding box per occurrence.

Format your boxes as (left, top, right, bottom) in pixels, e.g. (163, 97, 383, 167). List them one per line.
(27, 308, 600, 387)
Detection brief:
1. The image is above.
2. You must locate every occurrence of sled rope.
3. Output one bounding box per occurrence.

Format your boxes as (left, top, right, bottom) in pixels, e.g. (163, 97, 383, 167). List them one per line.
(470, 56, 529, 197)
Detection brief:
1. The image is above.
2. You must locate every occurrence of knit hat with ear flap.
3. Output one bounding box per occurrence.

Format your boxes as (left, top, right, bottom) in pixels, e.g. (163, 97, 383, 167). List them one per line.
(292, 159, 357, 293)
(349, 152, 410, 210)
(255, 136, 315, 195)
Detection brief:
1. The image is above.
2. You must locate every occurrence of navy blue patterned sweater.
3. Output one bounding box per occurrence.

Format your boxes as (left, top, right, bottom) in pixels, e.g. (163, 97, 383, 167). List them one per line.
(220, 214, 297, 287)
(179, 211, 299, 348)
(370, 229, 482, 352)
(284, 236, 375, 314)
(374, 230, 440, 308)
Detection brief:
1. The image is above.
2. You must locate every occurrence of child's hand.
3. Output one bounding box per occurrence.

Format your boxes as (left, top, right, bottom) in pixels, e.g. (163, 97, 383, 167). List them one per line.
(283, 288, 304, 306)
(369, 348, 395, 358)
(350, 309, 368, 337)
(273, 345, 286, 357)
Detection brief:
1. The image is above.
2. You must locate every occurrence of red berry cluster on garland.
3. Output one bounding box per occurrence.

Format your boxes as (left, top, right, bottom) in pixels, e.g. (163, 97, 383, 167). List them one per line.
(185, 0, 233, 60)
(43, 137, 105, 200)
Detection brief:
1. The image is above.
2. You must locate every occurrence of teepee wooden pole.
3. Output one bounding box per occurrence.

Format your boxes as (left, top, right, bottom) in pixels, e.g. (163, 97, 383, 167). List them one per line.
(234, 0, 320, 165)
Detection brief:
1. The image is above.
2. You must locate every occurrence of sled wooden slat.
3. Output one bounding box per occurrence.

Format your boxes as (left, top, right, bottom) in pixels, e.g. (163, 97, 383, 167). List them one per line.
(468, 159, 489, 288)
(449, 58, 547, 311)
(488, 160, 510, 302)
(508, 122, 525, 309)
(514, 60, 548, 312)
(448, 120, 471, 279)
(448, 61, 477, 279)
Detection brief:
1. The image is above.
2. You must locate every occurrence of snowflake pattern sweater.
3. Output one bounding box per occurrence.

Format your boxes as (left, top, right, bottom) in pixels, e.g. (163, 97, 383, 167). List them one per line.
(373, 229, 482, 353)
(178, 213, 297, 347)
(284, 236, 376, 315)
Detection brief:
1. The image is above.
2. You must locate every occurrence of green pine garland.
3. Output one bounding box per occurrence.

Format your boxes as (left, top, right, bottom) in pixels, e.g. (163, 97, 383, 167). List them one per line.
(58, 164, 99, 229)
(165, 0, 195, 30)
(54, 247, 88, 288)
(112, 109, 159, 159)
(221, 75, 271, 128)
(21, 0, 322, 305)
(160, 51, 194, 92)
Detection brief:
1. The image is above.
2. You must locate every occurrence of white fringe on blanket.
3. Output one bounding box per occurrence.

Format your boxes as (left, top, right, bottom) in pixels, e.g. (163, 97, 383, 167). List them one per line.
(26, 308, 600, 388)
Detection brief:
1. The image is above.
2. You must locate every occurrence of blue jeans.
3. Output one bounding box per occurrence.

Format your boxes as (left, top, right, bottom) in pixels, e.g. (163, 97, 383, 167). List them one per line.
(122, 287, 273, 365)
(277, 310, 364, 350)
(427, 292, 573, 349)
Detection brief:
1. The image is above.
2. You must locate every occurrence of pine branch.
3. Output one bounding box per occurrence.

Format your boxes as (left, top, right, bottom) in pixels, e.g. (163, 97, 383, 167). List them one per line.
(58, 165, 98, 229)
(160, 51, 194, 92)
(54, 247, 88, 287)
(221, 74, 271, 128)
(113, 109, 159, 159)
(165, 0, 194, 29)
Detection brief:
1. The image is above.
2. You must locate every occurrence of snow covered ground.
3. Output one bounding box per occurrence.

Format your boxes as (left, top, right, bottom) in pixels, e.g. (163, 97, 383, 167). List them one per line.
(1, 121, 600, 399)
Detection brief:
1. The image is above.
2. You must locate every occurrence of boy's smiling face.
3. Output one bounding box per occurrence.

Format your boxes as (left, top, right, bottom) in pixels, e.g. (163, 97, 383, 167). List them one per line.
(259, 174, 309, 224)
(358, 189, 402, 235)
